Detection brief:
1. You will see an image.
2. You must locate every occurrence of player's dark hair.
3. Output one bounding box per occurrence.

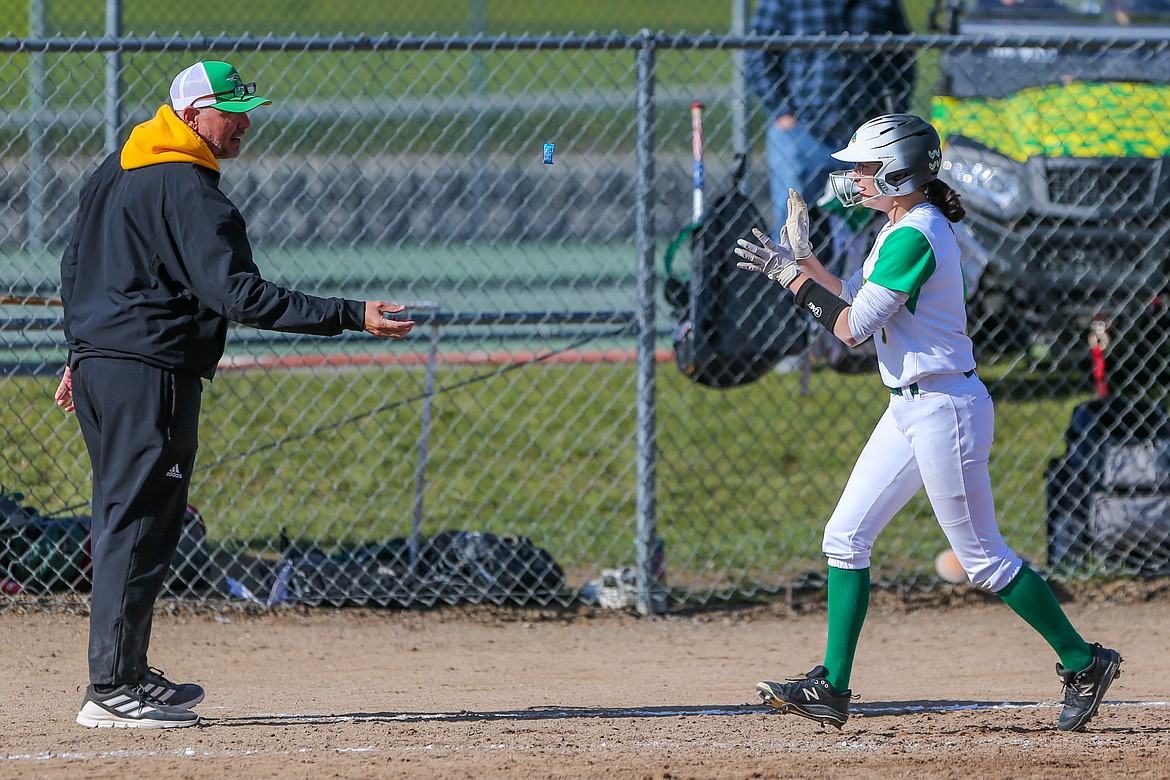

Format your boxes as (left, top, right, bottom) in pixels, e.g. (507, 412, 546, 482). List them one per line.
(924, 179, 965, 223)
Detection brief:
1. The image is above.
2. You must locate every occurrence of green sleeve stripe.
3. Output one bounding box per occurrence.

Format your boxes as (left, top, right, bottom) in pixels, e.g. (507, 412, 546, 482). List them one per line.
(867, 227, 936, 313)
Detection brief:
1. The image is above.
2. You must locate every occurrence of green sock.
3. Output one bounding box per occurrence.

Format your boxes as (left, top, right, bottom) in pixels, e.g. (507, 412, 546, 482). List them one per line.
(822, 566, 870, 693)
(998, 565, 1093, 672)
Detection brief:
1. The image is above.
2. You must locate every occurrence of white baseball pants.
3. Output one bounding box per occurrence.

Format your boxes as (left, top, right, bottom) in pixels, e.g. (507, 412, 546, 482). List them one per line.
(822, 371, 1022, 592)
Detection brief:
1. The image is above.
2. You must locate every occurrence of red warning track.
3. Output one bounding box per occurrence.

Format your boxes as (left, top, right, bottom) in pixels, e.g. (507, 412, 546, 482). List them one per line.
(217, 347, 676, 372)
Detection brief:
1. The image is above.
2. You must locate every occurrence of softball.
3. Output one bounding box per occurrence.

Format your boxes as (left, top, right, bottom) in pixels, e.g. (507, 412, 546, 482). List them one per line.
(935, 549, 967, 584)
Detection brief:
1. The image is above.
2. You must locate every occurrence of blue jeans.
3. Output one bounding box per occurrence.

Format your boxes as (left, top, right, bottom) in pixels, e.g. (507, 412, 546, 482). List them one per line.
(765, 121, 837, 242)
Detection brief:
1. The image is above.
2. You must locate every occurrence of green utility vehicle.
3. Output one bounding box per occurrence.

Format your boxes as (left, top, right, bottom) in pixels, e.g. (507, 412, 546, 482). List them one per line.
(929, 0, 1170, 365)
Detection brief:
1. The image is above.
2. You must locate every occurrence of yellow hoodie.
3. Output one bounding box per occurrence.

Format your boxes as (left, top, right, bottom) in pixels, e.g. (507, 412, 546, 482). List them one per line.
(120, 105, 219, 172)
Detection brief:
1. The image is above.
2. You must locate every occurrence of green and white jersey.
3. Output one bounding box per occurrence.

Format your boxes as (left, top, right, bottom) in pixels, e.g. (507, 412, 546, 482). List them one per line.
(858, 202, 975, 388)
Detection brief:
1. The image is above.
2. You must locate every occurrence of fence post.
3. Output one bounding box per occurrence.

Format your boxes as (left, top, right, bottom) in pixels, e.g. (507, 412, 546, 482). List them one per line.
(731, 0, 750, 160)
(27, 0, 47, 251)
(411, 313, 442, 570)
(105, 0, 123, 155)
(634, 30, 664, 616)
(467, 0, 488, 239)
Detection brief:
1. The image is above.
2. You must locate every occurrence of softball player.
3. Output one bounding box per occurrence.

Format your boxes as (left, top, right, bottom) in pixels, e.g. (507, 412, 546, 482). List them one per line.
(734, 114, 1122, 732)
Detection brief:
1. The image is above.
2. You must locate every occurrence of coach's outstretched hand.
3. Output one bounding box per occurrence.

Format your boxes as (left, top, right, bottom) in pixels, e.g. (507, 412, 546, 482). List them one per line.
(735, 228, 800, 288)
(364, 302, 416, 338)
(781, 188, 812, 260)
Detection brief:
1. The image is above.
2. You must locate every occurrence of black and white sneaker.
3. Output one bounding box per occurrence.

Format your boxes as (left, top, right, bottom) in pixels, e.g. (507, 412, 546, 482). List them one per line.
(76, 684, 200, 729)
(1056, 643, 1123, 732)
(756, 665, 853, 729)
(140, 667, 205, 709)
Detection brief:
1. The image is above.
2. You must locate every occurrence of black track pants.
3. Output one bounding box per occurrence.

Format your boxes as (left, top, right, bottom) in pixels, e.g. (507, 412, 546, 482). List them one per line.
(71, 358, 202, 686)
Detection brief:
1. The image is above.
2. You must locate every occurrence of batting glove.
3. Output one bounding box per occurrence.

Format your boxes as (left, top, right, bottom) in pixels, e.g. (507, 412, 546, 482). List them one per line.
(780, 187, 812, 260)
(735, 228, 800, 288)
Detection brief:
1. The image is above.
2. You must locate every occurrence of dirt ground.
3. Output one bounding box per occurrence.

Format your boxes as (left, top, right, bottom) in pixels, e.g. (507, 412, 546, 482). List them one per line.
(1, 581, 1169, 780)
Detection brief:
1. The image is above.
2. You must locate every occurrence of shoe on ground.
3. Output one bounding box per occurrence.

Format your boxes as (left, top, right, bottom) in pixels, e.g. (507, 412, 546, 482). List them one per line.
(140, 667, 205, 709)
(1056, 642, 1123, 732)
(756, 665, 852, 729)
(76, 684, 200, 729)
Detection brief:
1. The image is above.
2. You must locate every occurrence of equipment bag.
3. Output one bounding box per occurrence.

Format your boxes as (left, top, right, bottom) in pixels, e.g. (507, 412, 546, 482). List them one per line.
(273, 530, 565, 607)
(418, 530, 566, 605)
(0, 515, 91, 592)
(278, 547, 409, 607)
(0, 493, 214, 595)
(1088, 493, 1170, 573)
(1098, 440, 1170, 492)
(663, 154, 805, 389)
(1046, 396, 1170, 574)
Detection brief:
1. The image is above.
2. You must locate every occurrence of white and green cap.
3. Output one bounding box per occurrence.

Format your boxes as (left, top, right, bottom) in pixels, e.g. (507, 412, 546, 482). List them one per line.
(169, 61, 271, 113)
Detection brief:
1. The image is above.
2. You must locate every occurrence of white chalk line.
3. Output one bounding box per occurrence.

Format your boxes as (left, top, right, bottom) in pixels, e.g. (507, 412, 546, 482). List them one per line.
(256, 699, 1170, 722)
(4, 701, 1166, 763)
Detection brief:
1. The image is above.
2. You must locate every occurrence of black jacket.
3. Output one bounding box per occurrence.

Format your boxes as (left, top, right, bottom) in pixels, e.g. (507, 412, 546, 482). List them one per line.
(61, 105, 365, 379)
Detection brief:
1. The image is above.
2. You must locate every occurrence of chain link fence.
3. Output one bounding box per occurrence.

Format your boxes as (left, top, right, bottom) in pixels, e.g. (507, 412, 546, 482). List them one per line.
(2, 12, 1170, 611)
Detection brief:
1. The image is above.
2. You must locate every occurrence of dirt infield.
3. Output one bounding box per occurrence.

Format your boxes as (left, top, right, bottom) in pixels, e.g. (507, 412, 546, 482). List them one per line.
(2, 582, 1169, 779)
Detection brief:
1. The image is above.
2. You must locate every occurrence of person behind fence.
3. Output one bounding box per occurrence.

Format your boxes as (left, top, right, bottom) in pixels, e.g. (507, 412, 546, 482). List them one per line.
(746, 0, 914, 242)
(733, 113, 1123, 732)
(53, 60, 415, 729)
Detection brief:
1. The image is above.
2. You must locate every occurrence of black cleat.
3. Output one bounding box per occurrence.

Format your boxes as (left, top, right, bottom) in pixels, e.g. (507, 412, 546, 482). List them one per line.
(1055, 643, 1123, 732)
(756, 665, 852, 729)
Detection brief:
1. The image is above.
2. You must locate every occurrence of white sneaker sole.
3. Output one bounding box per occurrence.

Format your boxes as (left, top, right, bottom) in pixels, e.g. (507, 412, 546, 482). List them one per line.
(76, 702, 199, 729)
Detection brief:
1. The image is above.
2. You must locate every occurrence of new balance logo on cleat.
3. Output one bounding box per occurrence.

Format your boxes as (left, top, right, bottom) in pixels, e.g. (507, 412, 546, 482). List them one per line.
(756, 665, 853, 730)
(165, 464, 183, 479)
(1056, 643, 1123, 732)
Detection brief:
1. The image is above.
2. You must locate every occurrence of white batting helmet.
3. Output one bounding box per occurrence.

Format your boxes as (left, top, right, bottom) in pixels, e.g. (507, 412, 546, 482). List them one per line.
(828, 114, 942, 207)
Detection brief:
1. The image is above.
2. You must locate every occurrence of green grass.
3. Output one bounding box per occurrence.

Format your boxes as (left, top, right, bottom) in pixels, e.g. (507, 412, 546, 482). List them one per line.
(2, 1, 733, 38)
(4, 0, 938, 37)
(0, 352, 1093, 589)
(0, 1, 734, 113)
(656, 356, 1088, 587)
